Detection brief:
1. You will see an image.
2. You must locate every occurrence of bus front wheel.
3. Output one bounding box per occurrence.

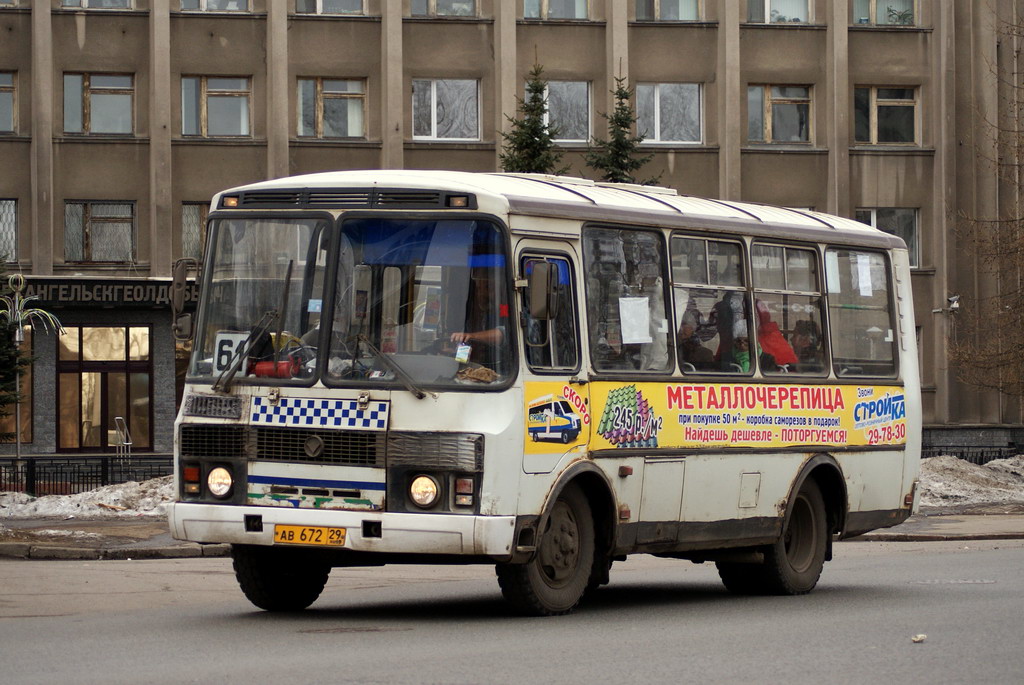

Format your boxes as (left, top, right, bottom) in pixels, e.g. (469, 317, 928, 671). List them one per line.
(232, 544, 331, 611)
(717, 478, 827, 595)
(495, 484, 595, 616)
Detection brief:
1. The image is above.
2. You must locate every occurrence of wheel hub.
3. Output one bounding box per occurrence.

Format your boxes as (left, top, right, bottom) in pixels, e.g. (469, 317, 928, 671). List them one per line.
(538, 502, 580, 584)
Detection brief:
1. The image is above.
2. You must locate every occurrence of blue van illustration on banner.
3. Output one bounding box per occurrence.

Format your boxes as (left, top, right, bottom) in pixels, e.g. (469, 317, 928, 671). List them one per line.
(527, 393, 582, 444)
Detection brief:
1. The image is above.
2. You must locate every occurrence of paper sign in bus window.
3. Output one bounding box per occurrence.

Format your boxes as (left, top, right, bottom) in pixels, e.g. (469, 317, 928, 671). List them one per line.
(857, 254, 873, 297)
(826, 251, 840, 294)
(619, 297, 652, 344)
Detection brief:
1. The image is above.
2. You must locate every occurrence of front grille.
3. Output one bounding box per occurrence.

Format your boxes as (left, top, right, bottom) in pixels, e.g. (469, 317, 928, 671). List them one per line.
(256, 427, 385, 466)
(183, 394, 243, 419)
(178, 424, 482, 470)
(180, 424, 249, 459)
(388, 432, 483, 471)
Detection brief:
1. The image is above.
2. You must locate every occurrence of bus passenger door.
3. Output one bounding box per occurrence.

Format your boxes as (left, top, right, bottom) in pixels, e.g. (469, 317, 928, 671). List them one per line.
(519, 249, 589, 474)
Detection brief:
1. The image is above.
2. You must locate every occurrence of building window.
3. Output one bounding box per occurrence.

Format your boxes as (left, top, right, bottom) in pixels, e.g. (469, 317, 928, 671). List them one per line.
(180, 0, 248, 10)
(182, 76, 251, 137)
(748, 85, 811, 143)
(0, 72, 13, 133)
(637, 83, 701, 143)
(525, 0, 587, 20)
(295, 0, 362, 15)
(853, 0, 914, 25)
(747, 0, 809, 23)
(411, 0, 475, 16)
(64, 74, 134, 135)
(61, 0, 132, 8)
(636, 0, 698, 20)
(412, 79, 479, 140)
(58, 327, 152, 451)
(855, 208, 919, 267)
(298, 78, 365, 138)
(182, 202, 208, 260)
(64, 201, 135, 263)
(854, 87, 917, 145)
(546, 81, 589, 142)
(1, 199, 15, 261)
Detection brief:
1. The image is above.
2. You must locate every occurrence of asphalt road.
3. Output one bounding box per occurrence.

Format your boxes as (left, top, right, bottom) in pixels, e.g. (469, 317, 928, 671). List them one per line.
(2, 539, 1022, 685)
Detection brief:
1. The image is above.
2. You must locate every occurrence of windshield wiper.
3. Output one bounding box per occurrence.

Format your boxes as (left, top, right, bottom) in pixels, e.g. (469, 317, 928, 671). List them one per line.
(215, 260, 295, 394)
(356, 334, 427, 400)
(213, 310, 277, 394)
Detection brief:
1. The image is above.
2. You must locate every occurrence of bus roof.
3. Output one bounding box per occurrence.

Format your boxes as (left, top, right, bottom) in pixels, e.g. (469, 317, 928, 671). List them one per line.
(217, 170, 905, 250)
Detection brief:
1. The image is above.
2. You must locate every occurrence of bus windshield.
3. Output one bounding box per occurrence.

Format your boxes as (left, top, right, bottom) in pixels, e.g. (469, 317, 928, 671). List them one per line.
(190, 216, 329, 385)
(189, 215, 513, 389)
(325, 217, 512, 388)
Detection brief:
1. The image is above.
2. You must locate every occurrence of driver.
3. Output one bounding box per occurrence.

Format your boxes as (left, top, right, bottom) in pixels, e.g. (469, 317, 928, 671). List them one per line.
(449, 268, 505, 368)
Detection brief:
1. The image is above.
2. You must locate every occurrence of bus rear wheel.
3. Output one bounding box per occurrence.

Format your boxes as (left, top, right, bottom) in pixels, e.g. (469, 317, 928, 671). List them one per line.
(232, 544, 331, 611)
(717, 478, 827, 595)
(496, 484, 595, 616)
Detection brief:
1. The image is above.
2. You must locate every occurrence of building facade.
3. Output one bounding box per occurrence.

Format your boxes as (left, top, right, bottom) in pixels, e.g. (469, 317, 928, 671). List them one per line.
(0, 0, 1021, 455)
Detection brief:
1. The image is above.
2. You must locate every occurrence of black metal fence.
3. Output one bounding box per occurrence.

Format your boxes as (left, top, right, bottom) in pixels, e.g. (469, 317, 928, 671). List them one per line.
(0, 456, 174, 497)
(920, 446, 1019, 465)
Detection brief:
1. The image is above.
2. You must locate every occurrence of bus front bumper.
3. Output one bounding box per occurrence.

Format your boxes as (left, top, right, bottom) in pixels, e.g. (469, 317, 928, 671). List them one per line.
(168, 502, 516, 557)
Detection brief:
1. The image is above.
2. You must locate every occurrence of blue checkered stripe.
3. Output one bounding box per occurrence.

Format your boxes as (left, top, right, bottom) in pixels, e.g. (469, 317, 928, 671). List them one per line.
(251, 397, 389, 430)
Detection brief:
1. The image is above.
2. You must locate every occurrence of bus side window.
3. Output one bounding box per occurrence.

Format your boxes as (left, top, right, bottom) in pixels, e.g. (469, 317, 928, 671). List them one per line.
(521, 256, 580, 372)
(825, 248, 896, 376)
(751, 243, 826, 375)
(670, 235, 752, 375)
(583, 228, 672, 373)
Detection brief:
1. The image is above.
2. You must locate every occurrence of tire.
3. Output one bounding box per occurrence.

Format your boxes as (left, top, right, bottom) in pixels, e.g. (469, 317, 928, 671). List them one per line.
(716, 561, 769, 595)
(496, 484, 595, 616)
(232, 544, 331, 611)
(561, 431, 571, 444)
(717, 479, 828, 596)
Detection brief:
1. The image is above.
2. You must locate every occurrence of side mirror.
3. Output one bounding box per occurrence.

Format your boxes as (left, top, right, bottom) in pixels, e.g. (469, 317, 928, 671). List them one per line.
(528, 261, 557, 320)
(172, 312, 193, 342)
(171, 258, 197, 314)
(171, 258, 198, 341)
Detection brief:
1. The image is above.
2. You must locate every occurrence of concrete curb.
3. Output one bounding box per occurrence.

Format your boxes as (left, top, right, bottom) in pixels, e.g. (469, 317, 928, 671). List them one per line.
(852, 532, 1024, 543)
(0, 542, 230, 561)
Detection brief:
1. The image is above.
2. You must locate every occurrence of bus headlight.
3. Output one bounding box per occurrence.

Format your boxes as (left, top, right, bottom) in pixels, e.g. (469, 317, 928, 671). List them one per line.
(409, 475, 440, 508)
(207, 467, 233, 498)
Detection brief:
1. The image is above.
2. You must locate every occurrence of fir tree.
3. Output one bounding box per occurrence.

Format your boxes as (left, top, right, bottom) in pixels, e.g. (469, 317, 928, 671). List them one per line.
(585, 76, 657, 184)
(499, 64, 569, 175)
(0, 266, 31, 444)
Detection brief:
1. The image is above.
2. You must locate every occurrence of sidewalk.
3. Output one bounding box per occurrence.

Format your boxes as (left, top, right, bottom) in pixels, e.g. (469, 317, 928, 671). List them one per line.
(2, 511, 1023, 560)
(0, 517, 228, 561)
(853, 511, 1024, 542)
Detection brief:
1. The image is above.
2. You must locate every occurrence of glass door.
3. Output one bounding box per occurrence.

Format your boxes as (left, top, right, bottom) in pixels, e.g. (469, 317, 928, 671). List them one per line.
(57, 326, 152, 451)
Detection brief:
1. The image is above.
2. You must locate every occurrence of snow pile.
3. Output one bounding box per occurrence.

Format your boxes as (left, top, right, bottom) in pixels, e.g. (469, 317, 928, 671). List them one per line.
(0, 475, 174, 519)
(918, 455, 1024, 508)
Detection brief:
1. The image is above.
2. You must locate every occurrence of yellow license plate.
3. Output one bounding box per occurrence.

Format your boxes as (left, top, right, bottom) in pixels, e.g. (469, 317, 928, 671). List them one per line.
(273, 525, 346, 547)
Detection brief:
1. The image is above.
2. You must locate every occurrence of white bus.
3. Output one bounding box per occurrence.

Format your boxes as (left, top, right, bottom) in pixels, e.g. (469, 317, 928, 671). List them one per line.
(169, 170, 921, 615)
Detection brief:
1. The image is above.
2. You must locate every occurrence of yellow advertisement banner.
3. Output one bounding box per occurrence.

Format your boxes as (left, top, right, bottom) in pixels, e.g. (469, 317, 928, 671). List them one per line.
(524, 382, 591, 451)
(586, 382, 907, 450)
